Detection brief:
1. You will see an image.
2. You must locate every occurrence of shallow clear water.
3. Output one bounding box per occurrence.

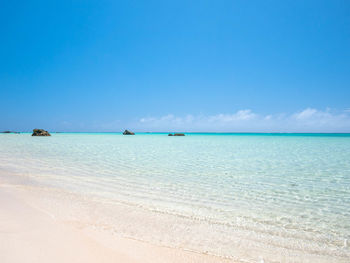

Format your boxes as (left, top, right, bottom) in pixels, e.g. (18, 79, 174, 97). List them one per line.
(1, 133, 350, 262)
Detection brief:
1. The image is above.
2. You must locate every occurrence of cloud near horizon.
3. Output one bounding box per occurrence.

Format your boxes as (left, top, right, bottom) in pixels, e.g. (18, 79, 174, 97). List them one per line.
(137, 108, 350, 132)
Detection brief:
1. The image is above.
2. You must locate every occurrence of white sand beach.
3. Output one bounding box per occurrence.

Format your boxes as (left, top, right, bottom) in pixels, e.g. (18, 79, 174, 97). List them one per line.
(0, 178, 233, 263)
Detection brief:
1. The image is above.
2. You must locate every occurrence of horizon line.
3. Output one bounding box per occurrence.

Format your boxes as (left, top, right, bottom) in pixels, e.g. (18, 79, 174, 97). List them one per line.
(4, 131, 350, 134)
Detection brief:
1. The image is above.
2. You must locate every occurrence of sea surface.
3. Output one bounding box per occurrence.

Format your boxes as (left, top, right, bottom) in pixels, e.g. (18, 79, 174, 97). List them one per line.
(1, 133, 350, 262)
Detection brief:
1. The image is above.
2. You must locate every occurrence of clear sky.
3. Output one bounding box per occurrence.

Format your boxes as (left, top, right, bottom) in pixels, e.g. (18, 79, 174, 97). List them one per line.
(1, 0, 350, 132)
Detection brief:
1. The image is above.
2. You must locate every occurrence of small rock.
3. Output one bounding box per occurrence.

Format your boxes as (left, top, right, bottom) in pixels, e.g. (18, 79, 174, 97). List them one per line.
(168, 134, 173, 136)
(32, 129, 51, 136)
(123, 129, 135, 135)
(174, 133, 185, 136)
(1, 131, 19, 133)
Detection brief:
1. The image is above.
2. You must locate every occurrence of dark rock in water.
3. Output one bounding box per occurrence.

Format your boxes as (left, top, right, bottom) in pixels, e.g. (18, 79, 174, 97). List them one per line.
(168, 133, 185, 136)
(123, 129, 135, 135)
(32, 129, 51, 136)
(2, 131, 20, 134)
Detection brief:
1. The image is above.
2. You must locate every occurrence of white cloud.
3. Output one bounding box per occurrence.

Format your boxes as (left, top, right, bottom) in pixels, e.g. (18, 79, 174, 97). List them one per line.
(208, 110, 256, 122)
(293, 108, 318, 120)
(137, 108, 350, 132)
(264, 115, 272, 120)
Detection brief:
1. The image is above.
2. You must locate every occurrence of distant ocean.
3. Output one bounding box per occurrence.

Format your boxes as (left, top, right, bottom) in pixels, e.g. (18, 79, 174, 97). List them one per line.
(1, 133, 349, 262)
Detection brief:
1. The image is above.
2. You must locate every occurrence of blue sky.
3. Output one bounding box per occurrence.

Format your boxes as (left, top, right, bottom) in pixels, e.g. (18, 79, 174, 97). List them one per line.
(1, 0, 349, 132)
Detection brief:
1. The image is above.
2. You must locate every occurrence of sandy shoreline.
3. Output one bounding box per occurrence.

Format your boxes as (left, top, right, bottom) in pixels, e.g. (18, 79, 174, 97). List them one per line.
(0, 180, 234, 263)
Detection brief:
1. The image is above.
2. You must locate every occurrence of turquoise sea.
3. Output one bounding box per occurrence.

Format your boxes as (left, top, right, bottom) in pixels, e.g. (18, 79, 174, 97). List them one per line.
(1, 133, 350, 262)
